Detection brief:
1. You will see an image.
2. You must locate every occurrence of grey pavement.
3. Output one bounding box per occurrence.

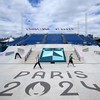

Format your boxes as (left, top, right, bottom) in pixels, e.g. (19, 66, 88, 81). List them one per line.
(0, 63, 100, 100)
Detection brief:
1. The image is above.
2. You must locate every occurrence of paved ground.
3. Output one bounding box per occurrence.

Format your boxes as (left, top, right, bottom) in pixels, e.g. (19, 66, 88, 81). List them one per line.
(0, 63, 100, 100)
(0, 44, 100, 100)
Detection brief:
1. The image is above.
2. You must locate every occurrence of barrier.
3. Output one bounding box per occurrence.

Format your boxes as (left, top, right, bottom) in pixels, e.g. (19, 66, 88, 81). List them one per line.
(74, 47, 84, 61)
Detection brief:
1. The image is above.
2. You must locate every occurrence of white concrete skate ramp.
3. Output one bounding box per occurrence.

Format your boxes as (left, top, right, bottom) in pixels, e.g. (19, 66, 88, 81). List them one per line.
(0, 63, 100, 100)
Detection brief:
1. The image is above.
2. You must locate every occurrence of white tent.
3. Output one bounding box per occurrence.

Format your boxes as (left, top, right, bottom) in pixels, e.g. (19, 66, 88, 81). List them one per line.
(8, 37, 14, 42)
(1, 37, 14, 42)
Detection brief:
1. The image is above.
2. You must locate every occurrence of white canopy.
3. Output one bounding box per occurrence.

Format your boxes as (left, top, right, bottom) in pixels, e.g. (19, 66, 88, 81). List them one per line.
(1, 37, 14, 42)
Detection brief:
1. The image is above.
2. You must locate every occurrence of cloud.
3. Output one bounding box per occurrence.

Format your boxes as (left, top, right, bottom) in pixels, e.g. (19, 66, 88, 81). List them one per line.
(29, 0, 100, 35)
(0, 0, 100, 37)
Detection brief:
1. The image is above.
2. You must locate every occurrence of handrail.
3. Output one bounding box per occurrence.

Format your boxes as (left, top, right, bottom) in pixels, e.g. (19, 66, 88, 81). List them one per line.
(74, 47, 84, 61)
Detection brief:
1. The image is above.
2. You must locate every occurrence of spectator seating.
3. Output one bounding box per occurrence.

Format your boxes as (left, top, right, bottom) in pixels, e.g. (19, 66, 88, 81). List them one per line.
(64, 34, 84, 44)
(20, 34, 45, 45)
(79, 35, 96, 45)
(45, 34, 64, 44)
(8, 34, 97, 45)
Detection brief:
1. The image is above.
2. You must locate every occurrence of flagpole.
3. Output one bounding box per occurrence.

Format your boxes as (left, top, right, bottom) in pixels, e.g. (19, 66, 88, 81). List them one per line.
(85, 13, 87, 36)
(77, 21, 79, 34)
(21, 12, 23, 36)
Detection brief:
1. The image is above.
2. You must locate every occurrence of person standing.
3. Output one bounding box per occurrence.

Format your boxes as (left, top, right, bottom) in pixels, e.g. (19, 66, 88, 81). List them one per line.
(15, 48, 22, 59)
(33, 54, 42, 69)
(67, 53, 75, 67)
(15, 52, 22, 59)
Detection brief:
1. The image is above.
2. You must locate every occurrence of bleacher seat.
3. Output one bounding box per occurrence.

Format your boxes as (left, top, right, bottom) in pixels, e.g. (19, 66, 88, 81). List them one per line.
(64, 34, 84, 44)
(45, 34, 64, 44)
(20, 34, 45, 45)
(79, 35, 97, 45)
(8, 33, 97, 46)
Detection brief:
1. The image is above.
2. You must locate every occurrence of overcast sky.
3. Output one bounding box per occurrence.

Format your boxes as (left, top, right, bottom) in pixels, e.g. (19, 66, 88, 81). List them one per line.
(0, 0, 100, 38)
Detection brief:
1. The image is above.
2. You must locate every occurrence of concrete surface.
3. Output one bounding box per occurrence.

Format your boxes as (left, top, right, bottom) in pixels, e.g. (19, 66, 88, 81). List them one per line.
(0, 44, 100, 100)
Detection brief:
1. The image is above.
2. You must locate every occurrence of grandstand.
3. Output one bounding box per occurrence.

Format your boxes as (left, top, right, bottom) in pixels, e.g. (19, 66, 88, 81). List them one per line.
(20, 34, 45, 45)
(8, 33, 97, 46)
